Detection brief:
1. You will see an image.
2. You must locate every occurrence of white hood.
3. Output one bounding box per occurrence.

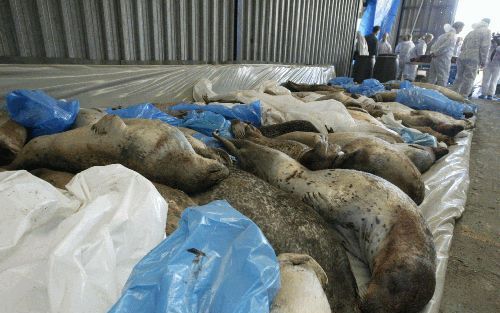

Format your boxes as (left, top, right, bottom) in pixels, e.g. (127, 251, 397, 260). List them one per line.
(472, 21, 489, 30)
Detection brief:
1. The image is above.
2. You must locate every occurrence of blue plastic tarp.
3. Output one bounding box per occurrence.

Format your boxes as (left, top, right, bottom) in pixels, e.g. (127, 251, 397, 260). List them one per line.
(179, 110, 233, 138)
(329, 77, 385, 96)
(348, 79, 385, 96)
(359, 0, 401, 38)
(170, 101, 262, 127)
(6, 89, 79, 137)
(106, 103, 182, 126)
(396, 86, 476, 119)
(108, 200, 281, 313)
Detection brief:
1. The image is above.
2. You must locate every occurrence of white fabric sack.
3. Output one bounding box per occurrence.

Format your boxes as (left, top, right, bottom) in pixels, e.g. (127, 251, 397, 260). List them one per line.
(0, 164, 167, 313)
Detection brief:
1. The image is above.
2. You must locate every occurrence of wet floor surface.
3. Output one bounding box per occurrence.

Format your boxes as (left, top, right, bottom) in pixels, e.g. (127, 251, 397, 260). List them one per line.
(439, 99, 500, 312)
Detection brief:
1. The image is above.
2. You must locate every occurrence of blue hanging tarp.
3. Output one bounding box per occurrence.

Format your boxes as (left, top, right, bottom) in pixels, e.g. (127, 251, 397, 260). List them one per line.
(359, 0, 401, 38)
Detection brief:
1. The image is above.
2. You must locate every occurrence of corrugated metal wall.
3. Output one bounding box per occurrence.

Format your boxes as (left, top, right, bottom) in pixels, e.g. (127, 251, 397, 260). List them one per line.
(0, 0, 361, 75)
(0, 0, 235, 63)
(240, 0, 360, 76)
(392, 0, 459, 45)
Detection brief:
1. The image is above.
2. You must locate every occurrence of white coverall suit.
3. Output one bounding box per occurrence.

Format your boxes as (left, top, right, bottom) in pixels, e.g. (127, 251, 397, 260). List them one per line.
(395, 40, 415, 80)
(481, 45, 500, 97)
(428, 25, 457, 86)
(403, 39, 427, 81)
(452, 22, 492, 97)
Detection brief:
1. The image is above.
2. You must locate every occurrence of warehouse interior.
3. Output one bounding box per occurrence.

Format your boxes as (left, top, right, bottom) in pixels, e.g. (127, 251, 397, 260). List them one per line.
(0, 1, 498, 313)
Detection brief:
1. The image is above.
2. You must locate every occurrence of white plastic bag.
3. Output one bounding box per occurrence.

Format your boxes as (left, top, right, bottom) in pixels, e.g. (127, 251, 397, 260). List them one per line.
(0, 164, 167, 313)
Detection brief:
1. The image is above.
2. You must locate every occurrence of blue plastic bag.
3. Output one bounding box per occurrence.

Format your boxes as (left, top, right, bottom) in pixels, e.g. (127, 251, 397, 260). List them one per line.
(6, 89, 79, 137)
(191, 131, 224, 148)
(106, 103, 182, 126)
(170, 100, 262, 127)
(396, 87, 468, 119)
(348, 79, 385, 96)
(179, 111, 233, 138)
(108, 200, 280, 313)
(328, 77, 355, 89)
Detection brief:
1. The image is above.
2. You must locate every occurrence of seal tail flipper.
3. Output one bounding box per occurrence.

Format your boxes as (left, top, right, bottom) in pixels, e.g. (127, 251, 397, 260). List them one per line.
(212, 131, 240, 158)
(432, 146, 449, 160)
(230, 120, 247, 138)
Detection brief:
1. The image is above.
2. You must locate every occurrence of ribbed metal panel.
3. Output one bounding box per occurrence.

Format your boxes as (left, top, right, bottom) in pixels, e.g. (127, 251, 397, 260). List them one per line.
(240, 0, 360, 75)
(393, 0, 459, 46)
(0, 0, 359, 75)
(0, 0, 235, 63)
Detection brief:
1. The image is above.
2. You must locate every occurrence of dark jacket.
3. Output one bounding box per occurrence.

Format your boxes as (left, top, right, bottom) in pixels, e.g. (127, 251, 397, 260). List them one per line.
(365, 33, 379, 56)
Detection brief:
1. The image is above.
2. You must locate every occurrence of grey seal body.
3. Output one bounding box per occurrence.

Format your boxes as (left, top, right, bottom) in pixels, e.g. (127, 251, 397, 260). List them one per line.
(9, 115, 229, 193)
(277, 131, 425, 204)
(193, 168, 360, 313)
(258, 120, 321, 138)
(393, 144, 449, 173)
(0, 111, 27, 165)
(214, 136, 436, 313)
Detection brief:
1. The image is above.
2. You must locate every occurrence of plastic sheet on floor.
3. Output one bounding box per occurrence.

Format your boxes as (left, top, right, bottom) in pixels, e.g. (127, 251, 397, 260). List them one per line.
(348, 130, 472, 313)
(109, 200, 280, 313)
(0, 64, 335, 109)
(0, 164, 167, 313)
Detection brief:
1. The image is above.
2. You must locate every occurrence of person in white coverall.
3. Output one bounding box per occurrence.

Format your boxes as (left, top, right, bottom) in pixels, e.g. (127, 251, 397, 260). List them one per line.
(378, 33, 393, 54)
(395, 35, 415, 79)
(452, 18, 492, 97)
(428, 22, 465, 86)
(403, 33, 434, 81)
(479, 36, 500, 99)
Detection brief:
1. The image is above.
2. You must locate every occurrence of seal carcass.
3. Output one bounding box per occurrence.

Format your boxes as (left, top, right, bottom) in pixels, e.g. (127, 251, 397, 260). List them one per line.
(271, 253, 331, 313)
(214, 136, 436, 313)
(193, 168, 360, 313)
(0, 111, 27, 165)
(9, 115, 229, 193)
(258, 120, 321, 138)
(393, 144, 448, 173)
(231, 121, 343, 170)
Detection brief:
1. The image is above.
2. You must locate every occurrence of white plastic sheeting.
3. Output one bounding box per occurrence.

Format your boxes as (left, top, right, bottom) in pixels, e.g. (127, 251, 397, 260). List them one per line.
(349, 131, 472, 313)
(0, 64, 335, 109)
(0, 64, 472, 313)
(192, 79, 356, 134)
(0, 164, 167, 313)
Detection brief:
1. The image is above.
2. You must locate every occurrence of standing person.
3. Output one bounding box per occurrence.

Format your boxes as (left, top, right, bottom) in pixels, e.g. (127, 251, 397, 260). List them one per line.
(403, 33, 434, 81)
(479, 35, 500, 100)
(378, 33, 393, 54)
(452, 18, 492, 97)
(428, 22, 465, 86)
(365, 26, 381, 56)
(395, 35, 415, 79)
(354, 31, 370, 59)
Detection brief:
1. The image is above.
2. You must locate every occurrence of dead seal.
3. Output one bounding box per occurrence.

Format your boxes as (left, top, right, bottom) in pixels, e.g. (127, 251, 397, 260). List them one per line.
(393, 144, 448, 173)
(30, 167, 196, 236)
(9, 115, 229, 193)
(0, 111, 27, 165)
(193, 168, 360, 313)
(271, 253, 331, 313)
(258, 120, 321, 138)
(276, 131, 423, 203)
(394, 110, 469, 137)
(71, 108, 107, 129)
(214, 136, 436, 313)
(231, 120, 343, 170)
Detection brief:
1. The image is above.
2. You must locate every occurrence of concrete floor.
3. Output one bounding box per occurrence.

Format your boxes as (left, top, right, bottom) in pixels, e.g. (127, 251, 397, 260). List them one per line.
(439, 99, 500, 312)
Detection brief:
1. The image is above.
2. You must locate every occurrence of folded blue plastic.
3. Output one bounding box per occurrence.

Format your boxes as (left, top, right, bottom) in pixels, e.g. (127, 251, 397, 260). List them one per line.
(106, 103, 182, 126)
(6, 89, 79, 137)
(170, 100, 261, 127)
(108, 200, 280, 313)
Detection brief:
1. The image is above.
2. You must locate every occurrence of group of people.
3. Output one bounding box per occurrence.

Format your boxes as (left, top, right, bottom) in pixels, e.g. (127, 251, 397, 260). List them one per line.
(355, 19, 499, 99)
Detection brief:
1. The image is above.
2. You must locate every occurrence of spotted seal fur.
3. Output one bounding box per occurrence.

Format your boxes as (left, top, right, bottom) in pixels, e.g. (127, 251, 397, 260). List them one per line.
(231, 120, 343, 170)
(258, 120, 321, 138)
(193, 168, 360, 312)
(8, 115, 229, 193)
(393, 144, 448, 173)
(214, 135, 436, 313)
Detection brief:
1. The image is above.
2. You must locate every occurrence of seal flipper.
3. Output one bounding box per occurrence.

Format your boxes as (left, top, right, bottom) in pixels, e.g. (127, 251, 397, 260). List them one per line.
(91, 115, 127, 135)
(213, 131, 241, 159)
